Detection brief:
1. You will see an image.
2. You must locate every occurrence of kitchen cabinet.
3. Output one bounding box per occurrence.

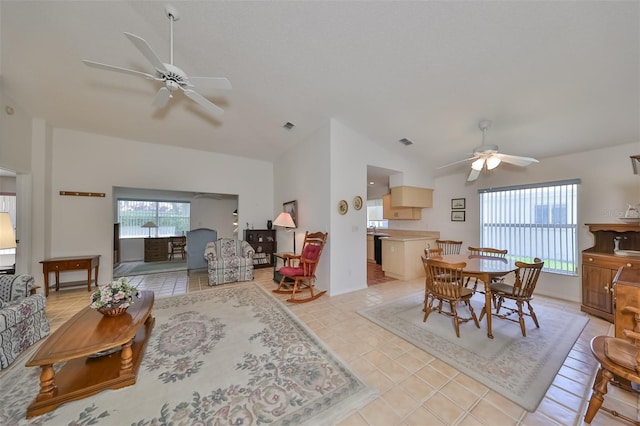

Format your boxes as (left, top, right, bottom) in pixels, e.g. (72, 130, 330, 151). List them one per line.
(382, 194, 422, 220)
(390, 186, 433, 208)
(367, 235, 375, 262)
(381, 237, 437, 280)
(581, 223, 640, 322)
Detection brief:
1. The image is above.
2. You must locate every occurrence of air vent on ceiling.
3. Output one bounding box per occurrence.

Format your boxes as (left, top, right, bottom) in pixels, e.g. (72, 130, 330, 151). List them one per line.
(398, 138, 413, 146)
(283, 122, 295, 130)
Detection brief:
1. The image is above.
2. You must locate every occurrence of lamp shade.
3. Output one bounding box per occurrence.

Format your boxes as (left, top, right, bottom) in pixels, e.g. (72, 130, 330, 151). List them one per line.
(273, 212, 296, 228)
(0, 212, 17, 250)
(141, 221, 158, 228)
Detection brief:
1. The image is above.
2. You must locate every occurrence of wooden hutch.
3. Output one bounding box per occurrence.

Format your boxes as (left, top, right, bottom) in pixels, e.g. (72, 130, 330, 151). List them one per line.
(582, 223, 640, 322)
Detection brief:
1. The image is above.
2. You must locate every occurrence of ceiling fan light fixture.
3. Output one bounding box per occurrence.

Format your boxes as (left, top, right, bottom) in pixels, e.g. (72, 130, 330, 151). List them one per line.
(486, 156, 501, 170)
(471, 158, 485, 171)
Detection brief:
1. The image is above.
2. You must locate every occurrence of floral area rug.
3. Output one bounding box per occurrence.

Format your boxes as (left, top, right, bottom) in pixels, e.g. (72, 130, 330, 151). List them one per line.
(1, 283, 375, 425)
(358, 291, 589, 412)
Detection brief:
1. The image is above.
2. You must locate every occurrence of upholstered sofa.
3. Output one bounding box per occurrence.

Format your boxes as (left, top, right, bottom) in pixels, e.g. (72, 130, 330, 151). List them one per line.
(0, 274, 50, 370)
(205, 239, 255, 285)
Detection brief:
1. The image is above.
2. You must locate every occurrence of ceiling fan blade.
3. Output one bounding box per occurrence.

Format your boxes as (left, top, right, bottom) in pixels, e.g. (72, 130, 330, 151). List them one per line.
(188, 77, 232, 90)
(183, 89, 224, 115)
(437, 157, 476, 170)
(124, 32, 167, 73)
(494, 153, 539, 167)
(82, 60, 158, 80)
(467, 168, 481, 182)
(152, 87, 172, 108)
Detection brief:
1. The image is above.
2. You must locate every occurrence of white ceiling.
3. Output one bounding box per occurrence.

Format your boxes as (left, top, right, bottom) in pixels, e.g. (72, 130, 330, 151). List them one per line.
(1, 1, 638, 177)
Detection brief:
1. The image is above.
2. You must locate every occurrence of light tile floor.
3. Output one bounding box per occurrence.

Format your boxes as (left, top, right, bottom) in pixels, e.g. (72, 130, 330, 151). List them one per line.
(34, 269, 640, 425)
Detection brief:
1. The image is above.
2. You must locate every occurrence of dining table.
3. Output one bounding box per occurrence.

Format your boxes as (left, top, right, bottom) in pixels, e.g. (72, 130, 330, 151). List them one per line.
(437, 254, 518, 339)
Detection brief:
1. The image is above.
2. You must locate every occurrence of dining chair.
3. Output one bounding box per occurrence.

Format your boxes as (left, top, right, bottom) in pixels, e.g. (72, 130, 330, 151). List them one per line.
(479, 258, 544, 336)
(465, 246, 508, 293)
(422, 257, 480, 338)
(584, 305, 640, 424)
(273, 231, 328, 303)
(423, 247, 443, 258)
(436, 240, 463, 255)
(169, 236, 186, 260)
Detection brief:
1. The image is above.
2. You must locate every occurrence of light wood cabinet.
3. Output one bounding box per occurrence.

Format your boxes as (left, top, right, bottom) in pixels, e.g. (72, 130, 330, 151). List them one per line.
(367, 235, 375, 262)
(390, 186, 433, 208)
(382, 194, 422, 220)
(582, 224, 640, 322)
(381, 237, 437, 280)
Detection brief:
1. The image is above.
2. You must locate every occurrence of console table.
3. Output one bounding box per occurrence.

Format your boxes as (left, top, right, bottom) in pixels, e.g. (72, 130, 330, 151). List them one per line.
(40, 255, 101, 297)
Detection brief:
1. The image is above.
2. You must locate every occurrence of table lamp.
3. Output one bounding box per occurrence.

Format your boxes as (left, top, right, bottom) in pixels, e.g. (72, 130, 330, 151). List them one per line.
(273, 212, 296, 254)
(141, 221, 158, 238)
(0, 212, 16, 249)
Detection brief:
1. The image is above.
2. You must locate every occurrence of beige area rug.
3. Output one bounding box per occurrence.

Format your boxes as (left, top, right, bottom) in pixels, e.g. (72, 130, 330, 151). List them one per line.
(1, 283, 376, 425)
(358, 291, 589, 412)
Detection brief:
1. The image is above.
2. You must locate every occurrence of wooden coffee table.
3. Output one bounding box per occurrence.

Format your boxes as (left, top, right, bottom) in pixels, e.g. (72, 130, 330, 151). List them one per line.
(25, 290, 155, 418)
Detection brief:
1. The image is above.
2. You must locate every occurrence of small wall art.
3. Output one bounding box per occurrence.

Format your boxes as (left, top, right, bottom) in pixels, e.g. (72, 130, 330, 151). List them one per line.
(451, 198, 465, 209)
(451, 210, 466, 222)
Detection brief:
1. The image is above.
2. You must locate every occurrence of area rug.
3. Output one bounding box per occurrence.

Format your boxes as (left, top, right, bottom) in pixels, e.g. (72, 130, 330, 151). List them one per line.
(358, 291, 589, 412)
(1, 283, 376, 425)
(113, 259, 187, 277)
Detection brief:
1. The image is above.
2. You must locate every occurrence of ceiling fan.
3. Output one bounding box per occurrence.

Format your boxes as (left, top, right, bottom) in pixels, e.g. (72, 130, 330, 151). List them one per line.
(82, 5, 231, 116)
(438, 120, 539, 182)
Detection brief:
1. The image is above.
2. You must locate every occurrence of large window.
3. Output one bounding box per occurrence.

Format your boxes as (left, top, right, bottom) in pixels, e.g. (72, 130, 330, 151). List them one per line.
(117, 199, 190, 238)
(479, 179, 580, 276)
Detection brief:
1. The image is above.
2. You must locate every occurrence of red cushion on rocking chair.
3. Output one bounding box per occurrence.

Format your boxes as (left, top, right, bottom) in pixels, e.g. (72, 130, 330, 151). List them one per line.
(279, 266, 304, 277)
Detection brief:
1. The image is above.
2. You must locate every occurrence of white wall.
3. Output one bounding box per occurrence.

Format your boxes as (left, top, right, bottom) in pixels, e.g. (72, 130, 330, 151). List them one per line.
(422, 142, 640, 302)
(30, 127, 273, 284)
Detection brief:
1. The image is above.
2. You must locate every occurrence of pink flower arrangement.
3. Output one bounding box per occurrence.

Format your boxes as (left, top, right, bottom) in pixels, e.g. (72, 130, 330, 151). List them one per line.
(90, 277, 137, 309)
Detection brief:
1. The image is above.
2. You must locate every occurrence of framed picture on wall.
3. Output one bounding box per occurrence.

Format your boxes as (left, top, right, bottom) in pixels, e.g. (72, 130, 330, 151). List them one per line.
(451, 198, 466, 209)
(451, 211, 466, 222)
(283, 200, 298, 227)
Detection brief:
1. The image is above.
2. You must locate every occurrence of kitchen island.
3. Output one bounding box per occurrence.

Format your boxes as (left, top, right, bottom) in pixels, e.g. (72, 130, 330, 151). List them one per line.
(378, 231, 439, 280)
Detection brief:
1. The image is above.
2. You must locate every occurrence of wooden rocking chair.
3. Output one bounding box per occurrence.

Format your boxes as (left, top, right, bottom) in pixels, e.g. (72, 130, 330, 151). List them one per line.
(273, 231, 328, 303)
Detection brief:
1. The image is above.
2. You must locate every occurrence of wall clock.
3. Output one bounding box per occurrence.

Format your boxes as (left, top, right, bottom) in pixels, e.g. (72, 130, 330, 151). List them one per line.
(353, 196, 363, 210)
(338, 200, 348, 215)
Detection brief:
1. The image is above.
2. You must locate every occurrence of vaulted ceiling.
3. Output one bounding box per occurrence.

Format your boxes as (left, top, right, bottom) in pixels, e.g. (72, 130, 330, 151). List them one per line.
(1, 1, 638, 176)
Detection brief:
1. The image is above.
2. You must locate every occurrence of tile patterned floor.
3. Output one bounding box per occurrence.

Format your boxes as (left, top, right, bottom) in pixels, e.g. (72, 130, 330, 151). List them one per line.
(23, 269, 640, 425)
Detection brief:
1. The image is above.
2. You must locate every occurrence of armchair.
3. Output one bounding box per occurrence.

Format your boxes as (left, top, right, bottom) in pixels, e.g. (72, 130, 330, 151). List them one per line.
(186, 228, 217, 273)
(0, 274, 50, 370)
(205, 238, 255, 285)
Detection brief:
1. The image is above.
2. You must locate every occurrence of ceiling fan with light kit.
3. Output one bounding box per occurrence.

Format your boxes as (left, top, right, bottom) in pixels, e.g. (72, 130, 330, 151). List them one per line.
(82, 5, 231, 116)
(438, 120, 539, 181)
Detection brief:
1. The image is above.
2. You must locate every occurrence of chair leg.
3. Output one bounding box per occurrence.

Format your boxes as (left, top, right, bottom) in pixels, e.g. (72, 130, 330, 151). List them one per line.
(273, 276, 294, 294)
(527, 301, 540, 328)
(495, 296, 504, 314)
(584, 367, 613, 424)
(517, 301, 526, 336)
(466, 301, 480, 328)
(479, 306, 486, 322)
(423, 297, 434, 322)
(450, 301, 461, 338)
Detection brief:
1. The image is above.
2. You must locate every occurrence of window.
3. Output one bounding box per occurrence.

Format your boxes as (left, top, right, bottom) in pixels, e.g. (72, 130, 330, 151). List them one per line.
(479, 179, 580, 275)
(366, 199, 388, 229)
(117, 199, 190, 238)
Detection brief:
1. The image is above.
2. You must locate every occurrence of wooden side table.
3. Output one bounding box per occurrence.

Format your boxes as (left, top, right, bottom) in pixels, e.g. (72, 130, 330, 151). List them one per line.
(273, 252, 295, 284)
(40, 255, 101, 297)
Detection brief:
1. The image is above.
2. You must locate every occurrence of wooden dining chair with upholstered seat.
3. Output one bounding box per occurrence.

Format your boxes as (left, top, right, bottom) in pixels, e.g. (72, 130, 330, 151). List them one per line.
(273, 231, 328, 303)
(479, 258, 544, 336)
(465, 246, 508, 293)
(169, 236, 186, 260)
(422, 257, 480, 338)
(436, 240, 463, 255)
(584, 305, 640, 424)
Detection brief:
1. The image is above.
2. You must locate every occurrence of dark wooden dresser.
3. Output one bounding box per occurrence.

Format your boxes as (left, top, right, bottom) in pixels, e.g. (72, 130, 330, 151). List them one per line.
(144, 238, 169, 262)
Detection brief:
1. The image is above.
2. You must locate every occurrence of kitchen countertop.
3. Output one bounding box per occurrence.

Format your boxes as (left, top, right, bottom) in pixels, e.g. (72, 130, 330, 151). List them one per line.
(380, 235, 435, 242)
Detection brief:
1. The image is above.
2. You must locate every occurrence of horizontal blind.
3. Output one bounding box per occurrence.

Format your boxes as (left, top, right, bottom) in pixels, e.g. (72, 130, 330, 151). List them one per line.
(479, 179, 580, 276)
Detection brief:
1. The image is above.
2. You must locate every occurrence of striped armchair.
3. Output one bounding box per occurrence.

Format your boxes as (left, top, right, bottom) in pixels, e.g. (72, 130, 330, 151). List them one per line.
(205, 239, 254, 285)
(0, 274, 50, 369)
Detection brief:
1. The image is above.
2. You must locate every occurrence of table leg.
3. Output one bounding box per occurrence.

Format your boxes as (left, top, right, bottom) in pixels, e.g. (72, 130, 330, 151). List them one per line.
(43, 271, 50, 297)
(36, 364, 57, 400)
(94, 264, 99, 288)
(119, 340, 133, 376)
(483, 274, 494, 339)
(86, 267, 92, 292)
(54, 271, 60, 292)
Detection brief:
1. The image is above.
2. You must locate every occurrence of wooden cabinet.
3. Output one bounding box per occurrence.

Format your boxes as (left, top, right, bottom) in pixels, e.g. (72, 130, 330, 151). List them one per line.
(582, 223, 640, 322)
(244, 229, 276, 268)
(613, 267, 640, 340)
(144, 238, 169, 262)
(381, 237, 437, 280)
(390, 186, 433, 208)
(382, 194, 422, 220)
(367, 235, 375, 262)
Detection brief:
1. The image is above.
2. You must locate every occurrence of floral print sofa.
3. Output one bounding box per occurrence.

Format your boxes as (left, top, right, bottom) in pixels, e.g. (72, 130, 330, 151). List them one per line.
(0, 274, 49, 369)
(205, 239, 255, 285)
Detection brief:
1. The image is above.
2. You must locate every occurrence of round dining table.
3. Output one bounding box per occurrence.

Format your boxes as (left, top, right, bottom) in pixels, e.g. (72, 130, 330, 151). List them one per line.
(435, 254, 518, 339)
